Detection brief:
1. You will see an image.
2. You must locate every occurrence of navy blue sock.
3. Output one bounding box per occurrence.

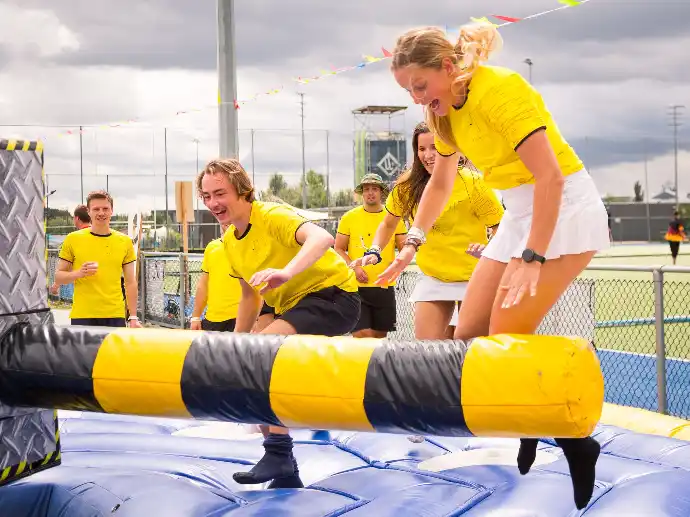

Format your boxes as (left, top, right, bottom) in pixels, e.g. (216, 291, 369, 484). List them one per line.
(555, 437, 600, 510)
(267, 455, 304, 489)
(233, 433, 297, 485)
(517, 438, 538, 475)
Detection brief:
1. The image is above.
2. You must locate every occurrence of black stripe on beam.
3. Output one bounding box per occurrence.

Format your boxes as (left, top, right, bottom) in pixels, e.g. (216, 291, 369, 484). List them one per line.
(363, 339, 470, 436)
(0, 324, 105, 411)
(181, 332, 284, 426)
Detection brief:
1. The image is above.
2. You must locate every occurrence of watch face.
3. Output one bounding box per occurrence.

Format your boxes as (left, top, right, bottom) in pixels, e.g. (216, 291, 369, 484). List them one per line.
(522, 249, 534, 262)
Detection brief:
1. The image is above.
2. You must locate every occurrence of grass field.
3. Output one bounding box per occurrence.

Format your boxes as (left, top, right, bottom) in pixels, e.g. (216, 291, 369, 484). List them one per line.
(583, 244, 690, 360)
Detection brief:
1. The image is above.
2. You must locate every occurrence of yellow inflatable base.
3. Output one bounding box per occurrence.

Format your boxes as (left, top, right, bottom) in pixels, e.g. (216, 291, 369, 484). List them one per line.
(600, 403, 690, 440)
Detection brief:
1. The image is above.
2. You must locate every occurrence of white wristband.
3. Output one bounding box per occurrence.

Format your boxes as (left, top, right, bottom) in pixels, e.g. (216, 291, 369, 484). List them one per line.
(127, 316, 139, 321)
(190, 317, 201, 322)
(408, 227, 426, 243)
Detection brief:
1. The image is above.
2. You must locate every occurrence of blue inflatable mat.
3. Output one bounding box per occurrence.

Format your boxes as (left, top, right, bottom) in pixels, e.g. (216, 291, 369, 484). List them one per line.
(2, 412, 690, 516)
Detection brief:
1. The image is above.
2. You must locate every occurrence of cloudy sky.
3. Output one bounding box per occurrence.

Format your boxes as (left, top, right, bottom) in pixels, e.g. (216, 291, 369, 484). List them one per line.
(1, 0, 689, 216)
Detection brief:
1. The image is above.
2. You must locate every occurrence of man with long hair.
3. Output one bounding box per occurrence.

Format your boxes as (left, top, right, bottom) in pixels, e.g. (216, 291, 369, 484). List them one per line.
(197, 158, 360, 489)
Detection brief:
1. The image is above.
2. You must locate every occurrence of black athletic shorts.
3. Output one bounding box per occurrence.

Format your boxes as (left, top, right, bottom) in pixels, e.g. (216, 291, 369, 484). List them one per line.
(260, 303, 275, 316)
(71, 318, 126, 327)
(669, 241, 681, 258)
(353, 286, 397, 333)
(201, 318, 237, 332)
(277, 286, 361, 336)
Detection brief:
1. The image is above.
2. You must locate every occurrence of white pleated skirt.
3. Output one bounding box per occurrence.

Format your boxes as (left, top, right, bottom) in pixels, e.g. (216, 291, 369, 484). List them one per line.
(482, 169, 611, 263)
(408, 275, 467, 326)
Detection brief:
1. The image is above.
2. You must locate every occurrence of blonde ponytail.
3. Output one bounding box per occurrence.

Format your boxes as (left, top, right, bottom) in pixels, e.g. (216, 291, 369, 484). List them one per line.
(454, 21, 502, 82)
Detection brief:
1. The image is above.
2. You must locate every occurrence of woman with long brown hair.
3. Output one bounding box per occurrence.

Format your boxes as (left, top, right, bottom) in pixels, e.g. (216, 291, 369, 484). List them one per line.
(351, 121, 503, 339)
(376, 21, 611, 510)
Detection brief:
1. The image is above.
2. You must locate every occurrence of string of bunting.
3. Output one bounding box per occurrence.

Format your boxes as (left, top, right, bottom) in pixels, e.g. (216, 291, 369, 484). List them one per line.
(38, 0, 588, 142)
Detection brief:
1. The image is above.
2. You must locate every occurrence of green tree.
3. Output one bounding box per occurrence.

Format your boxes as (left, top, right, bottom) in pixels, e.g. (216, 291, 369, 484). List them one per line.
(633, 181, 644, 202)
(302, 170, 327, 208)
(332, 189, 353, 207)
(268, 173, 288, 195)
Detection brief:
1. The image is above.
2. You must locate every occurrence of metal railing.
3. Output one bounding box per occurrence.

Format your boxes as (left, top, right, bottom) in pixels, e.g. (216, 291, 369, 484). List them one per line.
(46, 250, 690, 419)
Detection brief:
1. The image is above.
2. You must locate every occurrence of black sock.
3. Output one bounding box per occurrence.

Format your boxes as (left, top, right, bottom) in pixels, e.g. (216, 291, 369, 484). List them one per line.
(267, 455, 304, 489)
(233, 433, 297, 485)
(555, 437, 600, 510)
(517, 438, 538, 475)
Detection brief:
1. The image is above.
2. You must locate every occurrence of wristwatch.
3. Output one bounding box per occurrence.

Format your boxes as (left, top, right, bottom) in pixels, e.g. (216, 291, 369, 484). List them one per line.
(522, 248, 546, 264)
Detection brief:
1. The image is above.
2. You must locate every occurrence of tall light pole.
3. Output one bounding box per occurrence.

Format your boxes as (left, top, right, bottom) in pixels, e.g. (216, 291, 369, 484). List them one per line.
(79, 125, 84, 201)
(668, 105, 685, 211)
(299, 92, 307, 209)
(643, 139, 651, 242)
(524, 58, 533, 83)
(218, 0, 239, 158)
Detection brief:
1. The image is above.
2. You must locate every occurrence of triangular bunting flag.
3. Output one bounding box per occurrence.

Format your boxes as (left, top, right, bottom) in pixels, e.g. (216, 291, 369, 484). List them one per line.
(492, 14, 522, 23)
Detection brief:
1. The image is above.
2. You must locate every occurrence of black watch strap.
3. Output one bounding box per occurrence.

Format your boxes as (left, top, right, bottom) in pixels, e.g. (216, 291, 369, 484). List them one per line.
(522, 248, 546, 264)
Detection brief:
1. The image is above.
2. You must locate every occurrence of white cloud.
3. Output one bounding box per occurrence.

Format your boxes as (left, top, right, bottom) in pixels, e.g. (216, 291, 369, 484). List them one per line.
(2, 0, 690, 219)
(590, 149, 690, 201)
(0, 4, 79, 58)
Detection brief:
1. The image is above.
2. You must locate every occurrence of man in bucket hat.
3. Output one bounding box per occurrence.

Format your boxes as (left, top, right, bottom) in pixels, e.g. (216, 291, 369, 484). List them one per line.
(335, 174, 407, 338)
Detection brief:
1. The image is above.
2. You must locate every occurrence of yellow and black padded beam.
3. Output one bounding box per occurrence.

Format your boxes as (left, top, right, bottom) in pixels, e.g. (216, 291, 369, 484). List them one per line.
(0, 324, 604, 438)
(0, 139, 42, 152)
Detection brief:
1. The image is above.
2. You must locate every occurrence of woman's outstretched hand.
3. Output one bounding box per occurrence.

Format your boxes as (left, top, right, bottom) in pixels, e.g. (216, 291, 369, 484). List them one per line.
(500, 261, 541, 308)
(375, 245, 416, 286)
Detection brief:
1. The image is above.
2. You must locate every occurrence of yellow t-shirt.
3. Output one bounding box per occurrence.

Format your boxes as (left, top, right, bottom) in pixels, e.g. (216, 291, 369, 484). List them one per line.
(223, 201, 358, 314)
(434, 65, 583, 191)
(201, 238, 242, 322)
(336, 206, 407, 287)
(58, 228, 136, 319)
(386, 168, 504, 282)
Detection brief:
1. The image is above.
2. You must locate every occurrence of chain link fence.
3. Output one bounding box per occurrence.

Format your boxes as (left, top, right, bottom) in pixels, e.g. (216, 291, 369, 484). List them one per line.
(46, 250, 690, 419)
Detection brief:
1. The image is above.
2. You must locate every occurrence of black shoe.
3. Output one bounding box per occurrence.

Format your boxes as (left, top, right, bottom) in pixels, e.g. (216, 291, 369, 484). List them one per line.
(233, 433, 297, 485)
(555, 437, 601, 510)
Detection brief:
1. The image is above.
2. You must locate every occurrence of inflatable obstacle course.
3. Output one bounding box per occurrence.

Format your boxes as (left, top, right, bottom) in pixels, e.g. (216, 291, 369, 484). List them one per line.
(0, 325, 604, 438)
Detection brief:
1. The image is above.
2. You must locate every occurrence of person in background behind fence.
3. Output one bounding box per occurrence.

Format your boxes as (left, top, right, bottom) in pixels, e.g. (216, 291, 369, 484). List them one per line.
(190, 228, 242, 331)
(665, 210, 686, 265)
(50, 204, 91, 296)
(197, 158, 361, 490)
(350, 122, 503, 340)
(335, 173, 408, 338)
(378, 21, 611, 510)
(54, 191, 142, 328)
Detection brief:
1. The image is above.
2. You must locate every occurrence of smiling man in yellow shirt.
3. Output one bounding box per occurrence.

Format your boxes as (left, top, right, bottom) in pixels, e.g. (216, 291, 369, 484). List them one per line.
(197, 158, 360, 490)
(335, 174, 407, 338)
(54, 191, 141, 328)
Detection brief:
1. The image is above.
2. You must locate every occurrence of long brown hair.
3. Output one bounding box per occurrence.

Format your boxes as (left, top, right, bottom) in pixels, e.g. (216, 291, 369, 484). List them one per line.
(391, 23, 501, 154)
(394, 122, 469, 220)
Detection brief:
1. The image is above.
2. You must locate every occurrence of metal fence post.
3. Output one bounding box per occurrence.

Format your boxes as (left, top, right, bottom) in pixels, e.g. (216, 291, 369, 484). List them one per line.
(139, 252, 147, 324)
(653, 268, 667, 414)
(179, 253, 187, 329)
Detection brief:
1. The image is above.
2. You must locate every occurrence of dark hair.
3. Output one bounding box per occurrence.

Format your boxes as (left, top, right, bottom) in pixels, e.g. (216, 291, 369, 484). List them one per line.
(394, 122, 469, 220)
(73, 204, 91, 223)
(86, 190, 113, 209)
